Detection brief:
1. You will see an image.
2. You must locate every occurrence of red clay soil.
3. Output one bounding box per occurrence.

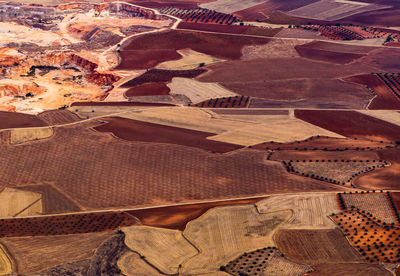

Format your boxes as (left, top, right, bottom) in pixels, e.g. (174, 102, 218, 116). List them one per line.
(0, 211, 137, 237)
(192, 96, 250, 108)
(70, 101, 174, 107)
(117, 49, 182, 70)
(297, 41, 377, 54)
(343, 74, 400, 109)
(389, 192, 400, 216)
(270, 150, 380, 162)
(355, 148, 400, 190)
(117, 30, 271, 69)
(125, 82, 170, 97)
(295, 44, 365, 64)
(127, 197, 264, 231)
(94, 116, 242, 153)
(305, 263, 392, 276)
(0, 111, 47, 129)
(295, 110, 400, 142)
(121, 68, 206, 88)
(124, 0, 213, 9)
(386, 42, 400, 47)
(211, 109, 289, 115)
(37, 109, 81, 125)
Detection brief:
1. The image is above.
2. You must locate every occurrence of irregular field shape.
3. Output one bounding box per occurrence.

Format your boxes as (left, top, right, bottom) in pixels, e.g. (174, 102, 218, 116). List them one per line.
(125, 82, 171, 98)
(1, 232, 114, 274)
(295, 44, 365, 64)
(182, 205, 291, 274)
(307, 263, 392, 276)
(275, 228, 362, 264)
(10, 127, 53, 145)
(263, 254, 311, 276)
(0, 244, 12, 276)
(342, 193, 396, 224)
(200, 0, 267, 13)
(118, 252, 162, 276)
(123, 225, 197, 274)
(358, 111, 400, 127)
(256, 193, 340, 229)
(0, 111, 47, 130)
(0, 188, 42, 218)
(94, 116, 242, 153)
(37, 109, 81, 125)
(270, 150, 379, 162)
(167, 77, 238, 104)
(241, 39, 309, 60)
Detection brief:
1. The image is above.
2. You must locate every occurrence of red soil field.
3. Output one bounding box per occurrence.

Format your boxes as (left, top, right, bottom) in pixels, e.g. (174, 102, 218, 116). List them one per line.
(389, 192, 400, 217)
(70, 101, 174, 107)
(121, 68, 206, 88)
(37, 109, 81, 126)
(305, 263, 392, 276)
(355, 148, 400, 190)
(127, 197, 265, 231)
(0, 111, 47, 129)
(356, 48, 400, 72)
(331, 210, 400, 264)
(339, 7, 400, 27)
(94, 116, 242, 153)
(295, 44, 365, 64)
(270, 150, 380, 162)
(117, 49, 182, 70)
(295, 110, 400, 142)
(118, 30, 271, 69)
(252, 136, 392, 151)
(124, 0, 213, 9)
(160, 7, 241, 25)
(0, 123, 346, 209)
(191, 96, 250, 108)
(386, 42, 400, 47)
(125, 82, 170, 97)
(0, 211, 137, 237)
(343, 74, 400, 109)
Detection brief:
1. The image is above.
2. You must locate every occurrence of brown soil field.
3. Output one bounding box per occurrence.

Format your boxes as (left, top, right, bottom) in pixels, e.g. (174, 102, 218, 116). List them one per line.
(275, 228, 363, 264)
(355, 149, 400, 190)
(275, 28, 324, 39)
(305, 263, 392, 276)
(0, 111, 47, 129)
(253, 136, 392, 151)
(0, 123, 346, 209)
(117, 49, 182, 70)
(295, 44, 365, 64)
(240, 78, 371, 109)
(121, 68, 206, 88)
(1, 231, 114, 274)
(70, 101, 174, 107)
(37, 110, 81, 126)
(389, 192, 400, 218)
(127, 197, 264, 231)
(118, 30, 271, 69)
(355, 48, 400, 72)
(211, 109, 289, 115)
(270, 150, 380, 161)
(17, 184, 81, 215)
(331, 210, 400, 264)
(192, 96, 250, 108)
(94, 116, 242, 153)
(340, 7, 400, 27)
(295, 110, 400, 142)
(125, 82, 170, 97)
(297, 41, 378, 55)
(343, 74, 400, 110)
(125, 0, 213, 9)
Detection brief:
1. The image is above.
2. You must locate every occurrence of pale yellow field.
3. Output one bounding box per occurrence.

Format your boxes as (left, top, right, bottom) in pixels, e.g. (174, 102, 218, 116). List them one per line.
(358, 110, 400, 127)
(181, 205, 291, 275)
(256, 193, 340, 229)
(10, 127, 53, 145)
(156, 49, 223, 70)
(242, 39, 309, 60)
(167, 78, 238, 104)
(118, 252, 162, 276)
(0, 244, 12, 276)
(123, 226, 198, 275)
(0, 188, 42, 218)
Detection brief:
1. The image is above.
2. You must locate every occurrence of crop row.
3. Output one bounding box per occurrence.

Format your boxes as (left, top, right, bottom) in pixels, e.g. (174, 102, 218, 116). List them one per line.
(376, 73, 400, 100)
(191, 96, 250, 108)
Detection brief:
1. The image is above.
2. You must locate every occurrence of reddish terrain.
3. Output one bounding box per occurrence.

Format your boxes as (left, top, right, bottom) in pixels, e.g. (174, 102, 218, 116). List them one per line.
(295, 110, 400, 142)
(117, 49, 182, 70)
(160, 7, 241, 24)
(37, 110, 82, 125)
(0, 111, 47, 129)
(270, 150, 380, 162)
(94, 116, 242, 153)
(192, 96, 250, 108)
(70, 101, 174, 107)
(295, 44, 365, 64)
(125, 82, 171, 97)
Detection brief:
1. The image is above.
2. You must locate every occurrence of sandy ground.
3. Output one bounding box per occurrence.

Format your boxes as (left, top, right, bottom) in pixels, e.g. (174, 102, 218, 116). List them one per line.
(10, 127, 53, 145)
(0, 245, 12, 276)
(0, 188, 42, 218)
(358, 110, 400, 127)
(156, 49, 223, 70)
(118, 252, 163, 276)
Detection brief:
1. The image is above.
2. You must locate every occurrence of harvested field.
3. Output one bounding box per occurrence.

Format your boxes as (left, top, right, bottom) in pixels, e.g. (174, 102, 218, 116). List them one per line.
(168, 78, 237, 104)
(10, 127, 53, 145)
(125, 82, 171, 98)
(355, 149, 400, 190)
(275, 28, 324, 39)
(122, 68, 207, 88)
(0, 121, 347, 210)
(342, 193, 397, 224)
(306, 263, 392, 276)
(182, 205, 291, 274)
(295, 110, 400, 142)
(1, 231, 114, 274)
(343, 74, 400, 110)
(118, 252, 162, 276)
(211, 109, 289, 115)
(94, 116, 242, 153)
(241, 39, 309, 60)
(200, 0, 273, 14)
(118, 30, 271, 69)
(37, 110, 81, 125)
(0, 245, 12, 276)
(331, 210, 400, 264)
(275, 228, 362, 264)
(70, 101, 174, 107)
(289, 161, 384, 183)
(123, 226, 197, 274)
(156, 48, 223, 70)
(257, 193, 340, 229)
(0, 111, 47, 130)
(126, 197, 265, 230)
(16, 184, 81, 215)
(225, 247, 311, 276)
(0, 188, 42, 218)
(295, 44, 365, 64)
(270, 150, 379, 162)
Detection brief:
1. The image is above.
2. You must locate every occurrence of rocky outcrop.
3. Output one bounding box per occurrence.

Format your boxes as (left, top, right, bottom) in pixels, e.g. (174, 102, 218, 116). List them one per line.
(0, 81, 46, 97)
